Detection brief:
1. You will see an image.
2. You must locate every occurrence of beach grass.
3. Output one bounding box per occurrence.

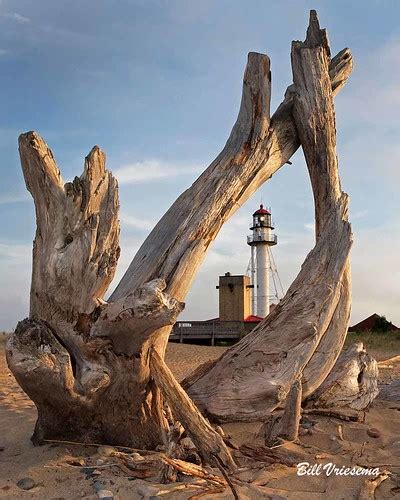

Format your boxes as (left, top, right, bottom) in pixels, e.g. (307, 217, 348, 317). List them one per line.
(346, 330, 400, 359)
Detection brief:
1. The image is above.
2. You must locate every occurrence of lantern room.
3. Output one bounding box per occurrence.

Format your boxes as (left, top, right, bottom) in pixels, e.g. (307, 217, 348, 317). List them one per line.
(250, 204, 274, 230)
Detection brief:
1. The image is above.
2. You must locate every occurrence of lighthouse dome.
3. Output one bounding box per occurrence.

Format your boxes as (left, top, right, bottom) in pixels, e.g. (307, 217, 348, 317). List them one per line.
(250, 203, 274, 231)
(253, 204, 270, 216)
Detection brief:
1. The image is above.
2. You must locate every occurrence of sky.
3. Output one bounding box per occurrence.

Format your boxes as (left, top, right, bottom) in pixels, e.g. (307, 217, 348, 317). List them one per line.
(0, 0, 399, 331)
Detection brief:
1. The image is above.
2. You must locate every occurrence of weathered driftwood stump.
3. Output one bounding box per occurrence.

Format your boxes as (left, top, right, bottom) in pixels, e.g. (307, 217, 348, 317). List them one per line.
(305, 342, 379, 410)
(184, 12, 358, 423)
(6, 10, 377, 457)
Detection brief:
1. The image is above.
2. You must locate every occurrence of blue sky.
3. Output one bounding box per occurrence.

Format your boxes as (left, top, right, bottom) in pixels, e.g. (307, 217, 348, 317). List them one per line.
(0, 0, 399, 330)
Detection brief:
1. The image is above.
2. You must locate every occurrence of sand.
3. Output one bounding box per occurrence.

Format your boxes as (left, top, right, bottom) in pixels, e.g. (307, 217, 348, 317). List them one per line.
(1, 333, 400, 499)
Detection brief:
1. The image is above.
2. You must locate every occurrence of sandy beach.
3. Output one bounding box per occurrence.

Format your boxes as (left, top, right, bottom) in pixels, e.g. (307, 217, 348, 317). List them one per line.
(1, 333, 400, 498)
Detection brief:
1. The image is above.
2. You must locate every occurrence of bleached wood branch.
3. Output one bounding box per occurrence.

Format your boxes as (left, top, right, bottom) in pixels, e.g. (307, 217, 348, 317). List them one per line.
(186, 197, 351, 421)
(19, 133, 120, 322)
(7, 10, 365, 451)
(91, 279, 184, 355)
(279, 378, 302, 441)
(291, 9, 353, 397)
(149, 349, 236, 471)
(111, 46, 352, 306)
(359, 471, 390, 500)
(306, 342, 379, 410)
(185, 10, 359, 421)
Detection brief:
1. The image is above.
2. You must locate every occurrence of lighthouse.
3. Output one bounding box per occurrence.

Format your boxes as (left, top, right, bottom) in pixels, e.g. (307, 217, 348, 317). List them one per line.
(247, 204, 277, 317)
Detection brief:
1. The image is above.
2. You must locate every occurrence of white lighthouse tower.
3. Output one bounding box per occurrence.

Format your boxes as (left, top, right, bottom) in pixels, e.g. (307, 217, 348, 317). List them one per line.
(247, 204, 277, 317)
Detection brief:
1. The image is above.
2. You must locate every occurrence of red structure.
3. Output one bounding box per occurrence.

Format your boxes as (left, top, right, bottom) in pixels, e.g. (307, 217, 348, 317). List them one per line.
(349, 313, 399, 332)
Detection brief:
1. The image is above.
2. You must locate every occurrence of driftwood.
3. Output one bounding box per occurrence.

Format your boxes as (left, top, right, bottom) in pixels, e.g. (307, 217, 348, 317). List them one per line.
(261, 378, 302, 445)
(358, 471, 390, 500)
(303, 408, 361, 422)
(188, 487, 226, 499)
(6, 9, 376, 455)
(306, 342, 379, 410)
(239, 444, 306, 467)
(149, 349, 236, 471)
(378, 355, 400, 367)
(258, 413, 283, 447)
(377, 379, 400, 403)
(185, 11, 362, 423)
(278, 378, 302, 441)
(159, 457, 225, 485)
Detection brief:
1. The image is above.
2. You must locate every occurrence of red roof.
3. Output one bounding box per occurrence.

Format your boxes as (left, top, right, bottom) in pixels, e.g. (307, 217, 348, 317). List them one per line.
(349, 313, 399, 332)
(253, 204, 270, 216)
(244, 315, 263, 323)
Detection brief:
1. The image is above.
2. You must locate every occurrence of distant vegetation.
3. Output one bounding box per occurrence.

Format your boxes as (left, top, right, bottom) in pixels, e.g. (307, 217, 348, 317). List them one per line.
(373, 315, 395, 333)
(1, 329, 399, 359)
(346, 329, 400, 359)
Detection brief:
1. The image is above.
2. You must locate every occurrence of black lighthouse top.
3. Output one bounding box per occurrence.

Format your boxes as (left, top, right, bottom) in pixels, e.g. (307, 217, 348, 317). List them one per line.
(250, 204, 274, 230)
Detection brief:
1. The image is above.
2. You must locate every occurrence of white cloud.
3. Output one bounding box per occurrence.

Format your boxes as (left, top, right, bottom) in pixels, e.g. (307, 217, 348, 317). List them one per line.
(113, 160, 202, 185)
(337, 37, 400, 131)
(106, 234, 144, 299)
(0, 242, 31, 261)
(350, 220, 400, 326)
(0, 193, 29, 205)
(0, 241, 31, 331)
(340, 132, 400, 184)
(353, 210, 368, 220)
(120, 213, 155, 231)
(2, 12, 31, 24)
(0, 48, 8, 56)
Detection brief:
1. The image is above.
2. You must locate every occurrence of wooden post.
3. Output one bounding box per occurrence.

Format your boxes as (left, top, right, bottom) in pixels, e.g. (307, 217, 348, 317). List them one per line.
(279, 379, 302, 441)
(149, 349, 236, 471)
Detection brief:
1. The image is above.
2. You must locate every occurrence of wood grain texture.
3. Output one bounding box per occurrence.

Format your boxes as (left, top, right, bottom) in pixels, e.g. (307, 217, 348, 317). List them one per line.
(185, 10, 364, 421)
(306, 342, 379, 410)
(111, 48, 352, 308)
(6, 10, 364, 450)
(150, 349, 236, 470)
(358, 472, 390, 500)
(378, 379, 400, 403)
(279, 378, 302, 441)
(186, 196, 352, 421)
(20, 132, 120, 322)
(91, 279, 184, 356)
